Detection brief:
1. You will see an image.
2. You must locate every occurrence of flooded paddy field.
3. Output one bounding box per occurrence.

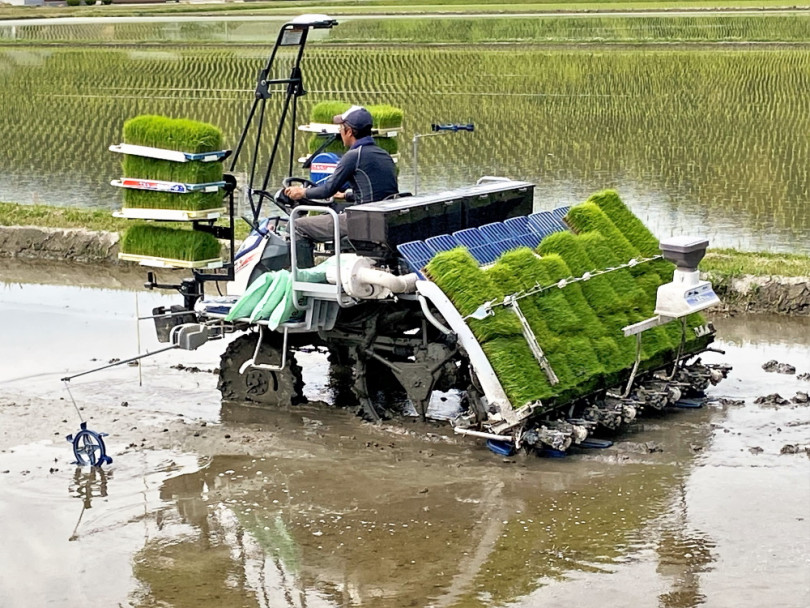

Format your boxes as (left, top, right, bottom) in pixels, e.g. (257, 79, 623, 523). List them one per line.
(1, 38, 809, 253)
(1, 260, 808, 608)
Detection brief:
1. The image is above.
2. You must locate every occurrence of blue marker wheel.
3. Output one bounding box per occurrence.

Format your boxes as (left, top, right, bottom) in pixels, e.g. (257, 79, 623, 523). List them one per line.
(68, 423, 112, 467)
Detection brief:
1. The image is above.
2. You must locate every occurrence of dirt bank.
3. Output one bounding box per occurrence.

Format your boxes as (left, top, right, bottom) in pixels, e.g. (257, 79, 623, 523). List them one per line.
(710, 274, 810, 316)
(1, 225, 808, 316)
(0, 225, 119, 263)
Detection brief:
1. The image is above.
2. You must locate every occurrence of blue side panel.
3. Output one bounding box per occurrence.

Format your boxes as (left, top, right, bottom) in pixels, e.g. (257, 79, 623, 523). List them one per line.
(397, 240, 434, 275)
(490, 237, 525, 255)
(504, 215, 531, 235)
(514, 232, 541, 248)
(426, 234, 461, 254)
(468, 244, 500, 265)
(479, 222, 512, 242)
(527, 215, 552, 240)
(551, 205, 570, 222)
(453, 228, 488, 249)
(528, 211, 566, 236)
(544, 210, 567, 231)
(402, 221, 544, 273)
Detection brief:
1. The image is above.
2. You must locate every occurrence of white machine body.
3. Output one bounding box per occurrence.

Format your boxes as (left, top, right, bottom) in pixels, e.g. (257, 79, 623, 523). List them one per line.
(654, 269, 720, 318)
(653, 235, 720, 318)
(228, 233, 268, 296)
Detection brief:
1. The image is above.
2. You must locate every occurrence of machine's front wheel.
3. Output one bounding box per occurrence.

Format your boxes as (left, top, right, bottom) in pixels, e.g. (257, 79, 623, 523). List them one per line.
(218, 333, 305, 407)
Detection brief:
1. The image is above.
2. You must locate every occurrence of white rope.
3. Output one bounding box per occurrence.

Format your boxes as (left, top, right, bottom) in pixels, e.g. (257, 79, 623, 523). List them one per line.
(63, 381, 85, 423)
(463, 254, 662, 321)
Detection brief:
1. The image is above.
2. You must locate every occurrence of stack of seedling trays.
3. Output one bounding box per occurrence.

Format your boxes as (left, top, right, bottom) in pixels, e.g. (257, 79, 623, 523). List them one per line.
(426, 190, 710, 410)
(112, 115, 230, 269)
(298, 101, 403, 163)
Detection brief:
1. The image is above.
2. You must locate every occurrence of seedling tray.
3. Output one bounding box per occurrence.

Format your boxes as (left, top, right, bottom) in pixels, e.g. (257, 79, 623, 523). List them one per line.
(112, 178, 225, 194)
(117, 253, 223, 269)
(109, 143, 231, 163)
(113, 207, 226, 221)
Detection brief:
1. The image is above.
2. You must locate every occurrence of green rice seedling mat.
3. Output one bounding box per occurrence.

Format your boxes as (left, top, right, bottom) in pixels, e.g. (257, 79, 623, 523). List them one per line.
(426, 190, 709, 410)
(116, 115, 227, 212)
(310, 101, 403, 130)
(305, 101, 403, 157)
(121, 188, 224, 212)
(119, 154, 225, 185)
(119, 224, 223, 268)
(122, 115, 224, 154)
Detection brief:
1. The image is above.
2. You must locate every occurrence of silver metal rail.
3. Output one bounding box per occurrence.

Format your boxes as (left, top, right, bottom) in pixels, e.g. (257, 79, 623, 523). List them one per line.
(288, 205, 354, 309)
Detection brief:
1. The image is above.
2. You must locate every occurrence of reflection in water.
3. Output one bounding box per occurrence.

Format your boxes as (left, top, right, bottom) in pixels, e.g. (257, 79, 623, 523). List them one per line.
(1, 262, 806, 607)
(68, 466, 111, 541)
(655, 482, 715, 608)
(713, 313, 810, 349)
(133, 405, 719, 608)
(71, 465, 110, 509)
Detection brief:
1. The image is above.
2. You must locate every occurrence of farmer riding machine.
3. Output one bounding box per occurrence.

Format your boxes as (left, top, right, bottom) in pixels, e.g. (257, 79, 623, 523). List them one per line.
(120, 15, 729, 455)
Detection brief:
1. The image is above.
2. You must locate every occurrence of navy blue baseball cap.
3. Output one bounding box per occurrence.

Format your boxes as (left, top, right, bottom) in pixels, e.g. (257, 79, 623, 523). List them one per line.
(333, 105, 373, 130)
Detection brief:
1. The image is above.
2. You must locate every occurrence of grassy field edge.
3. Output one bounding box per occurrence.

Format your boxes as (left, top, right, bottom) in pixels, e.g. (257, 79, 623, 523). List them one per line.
(2, 2, 810, 22)
(3, 8, 810, 47)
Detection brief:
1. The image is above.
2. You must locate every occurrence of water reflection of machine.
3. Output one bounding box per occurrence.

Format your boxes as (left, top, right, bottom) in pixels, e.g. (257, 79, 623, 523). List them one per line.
(656, 481, 716, 608)
(130, 405, 720, 607)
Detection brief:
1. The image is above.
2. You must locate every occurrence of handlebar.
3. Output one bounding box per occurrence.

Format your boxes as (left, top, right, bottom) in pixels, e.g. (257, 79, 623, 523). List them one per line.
(431, 123, 474, 133)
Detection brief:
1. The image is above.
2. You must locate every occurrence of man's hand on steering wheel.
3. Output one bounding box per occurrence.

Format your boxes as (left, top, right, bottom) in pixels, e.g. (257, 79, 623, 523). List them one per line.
(280, 177, 334, 206)
(280, 176, 315, 205)
(285, 185, 308, 201)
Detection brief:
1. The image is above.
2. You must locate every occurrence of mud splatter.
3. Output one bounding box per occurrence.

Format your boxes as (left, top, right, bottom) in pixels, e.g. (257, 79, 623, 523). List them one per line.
(762, 359, 797, 374)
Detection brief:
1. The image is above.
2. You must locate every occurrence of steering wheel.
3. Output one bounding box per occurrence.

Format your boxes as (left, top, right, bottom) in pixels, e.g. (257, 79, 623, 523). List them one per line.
(276, 176, 333, 210)
(282, 176, 317, 190)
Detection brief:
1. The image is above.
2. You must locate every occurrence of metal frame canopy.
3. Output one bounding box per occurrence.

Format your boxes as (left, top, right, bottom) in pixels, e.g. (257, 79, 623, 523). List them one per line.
(229, 14, 338, 226)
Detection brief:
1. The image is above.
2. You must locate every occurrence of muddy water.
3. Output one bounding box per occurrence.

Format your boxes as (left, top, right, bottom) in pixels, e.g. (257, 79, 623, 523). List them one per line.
(1, 263, 808, 608)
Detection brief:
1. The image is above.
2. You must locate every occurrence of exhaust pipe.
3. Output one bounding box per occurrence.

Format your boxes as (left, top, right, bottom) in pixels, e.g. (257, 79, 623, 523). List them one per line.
(327, 254, 418, 298)
(355, 267, 418, 294)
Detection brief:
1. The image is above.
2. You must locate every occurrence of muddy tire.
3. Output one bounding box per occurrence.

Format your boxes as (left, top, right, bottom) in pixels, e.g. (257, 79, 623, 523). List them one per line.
(218, 333, 305, 407)
(326, 345, 357, 407)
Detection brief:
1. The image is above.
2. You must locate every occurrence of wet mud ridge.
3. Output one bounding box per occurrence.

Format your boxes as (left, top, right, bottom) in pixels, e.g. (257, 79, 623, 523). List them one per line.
(0, 225, 119, 263)
(712, 275, 810, 316)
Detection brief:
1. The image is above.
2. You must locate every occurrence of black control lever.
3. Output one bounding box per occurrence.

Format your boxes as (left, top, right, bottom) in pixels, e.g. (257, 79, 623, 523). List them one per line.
(302, 133, 340, 169)
(144, 271, 179, 291)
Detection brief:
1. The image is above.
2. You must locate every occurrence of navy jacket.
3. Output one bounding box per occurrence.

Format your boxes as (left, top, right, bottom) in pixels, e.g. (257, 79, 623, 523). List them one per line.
(305, 136, 398, 204)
